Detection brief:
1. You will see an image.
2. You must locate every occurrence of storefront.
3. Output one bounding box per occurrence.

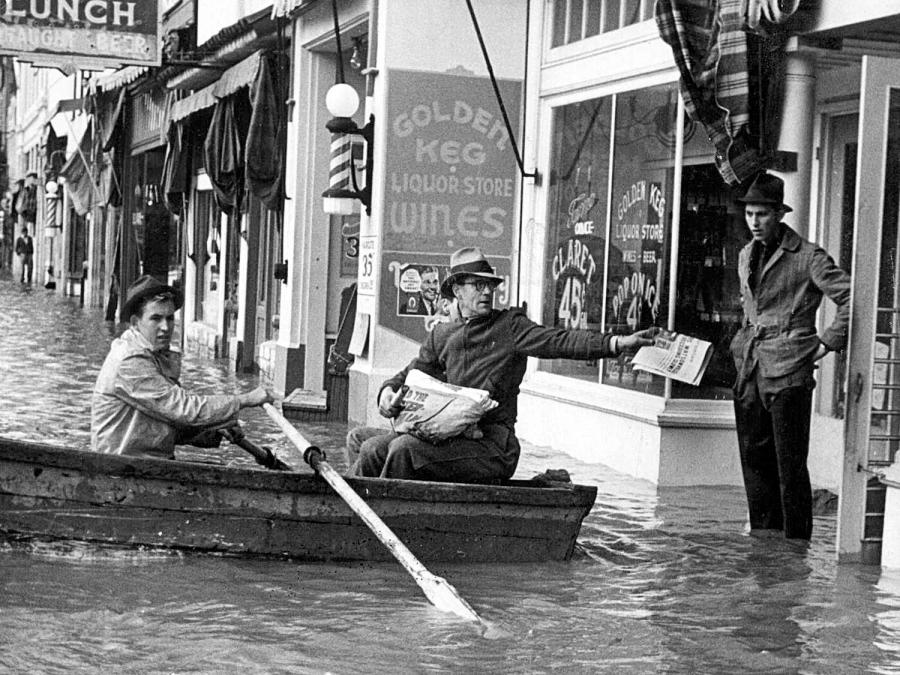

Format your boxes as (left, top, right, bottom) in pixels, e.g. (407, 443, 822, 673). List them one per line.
(513, 0, 900, 564)
(273, 0, 900, 563)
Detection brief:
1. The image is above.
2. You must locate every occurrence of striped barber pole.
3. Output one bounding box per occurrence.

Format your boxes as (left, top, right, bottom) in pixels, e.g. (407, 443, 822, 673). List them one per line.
(44, 195, 58, 230)
(329, 133, 353, 193)
(322, 132, 358, 215)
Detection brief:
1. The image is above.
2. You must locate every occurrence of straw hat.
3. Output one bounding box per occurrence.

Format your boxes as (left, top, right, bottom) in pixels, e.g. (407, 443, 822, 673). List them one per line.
(440, 247, 504, 299)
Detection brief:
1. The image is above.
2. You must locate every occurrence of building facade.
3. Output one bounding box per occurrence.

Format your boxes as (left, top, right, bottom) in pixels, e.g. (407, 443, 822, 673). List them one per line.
(6, 0, 900, 565)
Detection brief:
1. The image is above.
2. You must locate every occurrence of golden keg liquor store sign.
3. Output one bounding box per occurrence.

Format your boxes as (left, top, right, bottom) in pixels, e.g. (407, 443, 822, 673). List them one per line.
(0, 0, 160, 68)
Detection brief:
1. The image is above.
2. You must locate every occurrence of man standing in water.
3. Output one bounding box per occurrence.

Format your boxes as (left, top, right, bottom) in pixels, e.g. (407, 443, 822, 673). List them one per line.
(730, 172, 851, 540)
(91, 275, 274, 458)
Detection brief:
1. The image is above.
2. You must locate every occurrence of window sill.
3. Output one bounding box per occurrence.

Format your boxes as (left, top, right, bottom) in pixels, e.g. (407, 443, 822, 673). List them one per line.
(520, 370, 736, 429)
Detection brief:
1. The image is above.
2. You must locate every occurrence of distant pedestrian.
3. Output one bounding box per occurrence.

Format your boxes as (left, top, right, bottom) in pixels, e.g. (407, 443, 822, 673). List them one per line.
(14, 226, 33, 284)
(730, 172, 851, 540)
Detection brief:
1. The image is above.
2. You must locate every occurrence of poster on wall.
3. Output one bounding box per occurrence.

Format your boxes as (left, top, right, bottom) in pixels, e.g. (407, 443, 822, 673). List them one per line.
(0, 0, 161, 69)
(381, 69, 521, 341)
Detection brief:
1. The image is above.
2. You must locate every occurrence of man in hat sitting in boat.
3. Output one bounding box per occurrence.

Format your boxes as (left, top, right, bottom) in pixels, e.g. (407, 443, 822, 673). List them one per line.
(348, 246, 658, 483)
(730, 172, 850, 541)
(91, 275, 275, 458)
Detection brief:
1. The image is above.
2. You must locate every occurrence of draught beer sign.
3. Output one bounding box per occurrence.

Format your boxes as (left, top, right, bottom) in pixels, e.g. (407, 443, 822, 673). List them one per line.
(0, 0, 161, 68)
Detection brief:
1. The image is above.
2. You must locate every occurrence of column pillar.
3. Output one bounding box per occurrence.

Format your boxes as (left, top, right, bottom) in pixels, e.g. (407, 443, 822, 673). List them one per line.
(772, 52, 816, 237)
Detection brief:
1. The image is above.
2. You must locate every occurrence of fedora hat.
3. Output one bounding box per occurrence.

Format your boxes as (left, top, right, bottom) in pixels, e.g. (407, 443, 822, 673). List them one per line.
(735, 172, 792, 213)
(440, 247, 504, 299)
(123, 274, 184, 319)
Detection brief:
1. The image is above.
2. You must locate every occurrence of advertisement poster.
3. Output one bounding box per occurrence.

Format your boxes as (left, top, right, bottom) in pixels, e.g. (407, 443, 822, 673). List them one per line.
(0, 0, 161, 68)
(607, 179, 666, 332)
(548, 191, 605, 331)
(381, 69, 521, 340)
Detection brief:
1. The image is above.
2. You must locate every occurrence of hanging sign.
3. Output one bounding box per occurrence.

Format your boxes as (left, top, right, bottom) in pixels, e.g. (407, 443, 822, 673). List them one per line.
(0, 0, 161, 68)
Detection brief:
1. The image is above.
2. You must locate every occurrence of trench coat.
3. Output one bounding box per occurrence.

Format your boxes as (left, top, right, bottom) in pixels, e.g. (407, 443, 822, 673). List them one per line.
(730, 225, 851, 395)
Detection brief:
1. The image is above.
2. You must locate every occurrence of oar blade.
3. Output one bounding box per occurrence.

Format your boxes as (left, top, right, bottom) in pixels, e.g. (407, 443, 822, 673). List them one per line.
(417, 570, 482, 623)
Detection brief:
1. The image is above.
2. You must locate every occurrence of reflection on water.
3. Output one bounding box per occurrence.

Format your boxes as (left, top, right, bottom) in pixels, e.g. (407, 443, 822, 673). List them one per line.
(1, 278, 900, 673)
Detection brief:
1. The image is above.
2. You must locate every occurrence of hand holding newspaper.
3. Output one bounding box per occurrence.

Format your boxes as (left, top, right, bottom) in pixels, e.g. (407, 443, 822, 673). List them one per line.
(393, 369, 498, 443)
(630, 330, 713, 386)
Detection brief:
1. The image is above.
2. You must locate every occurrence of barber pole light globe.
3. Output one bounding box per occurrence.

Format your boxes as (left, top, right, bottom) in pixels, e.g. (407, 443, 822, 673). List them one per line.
(322, 83, 362, 215)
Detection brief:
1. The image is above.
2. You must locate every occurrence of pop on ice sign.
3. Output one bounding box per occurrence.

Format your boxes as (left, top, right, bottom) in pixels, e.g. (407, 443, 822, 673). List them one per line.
(0, 0, 160, 69)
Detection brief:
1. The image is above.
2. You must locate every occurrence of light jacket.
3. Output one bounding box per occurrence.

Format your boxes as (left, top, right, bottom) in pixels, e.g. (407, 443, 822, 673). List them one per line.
(91, 328, 241, 458)
(730, 225, 850, 391)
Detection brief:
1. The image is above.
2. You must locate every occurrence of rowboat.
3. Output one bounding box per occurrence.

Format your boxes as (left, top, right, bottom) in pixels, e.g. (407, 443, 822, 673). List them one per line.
(0, 437, 597, 563)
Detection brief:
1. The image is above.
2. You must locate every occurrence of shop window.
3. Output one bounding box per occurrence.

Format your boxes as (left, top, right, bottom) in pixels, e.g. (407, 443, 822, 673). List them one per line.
(670, 165, 745, 399)
(551, 0, 653, 47)
(541, 96, 612, 382)
(540, 83, 748, 399)
(601, 86, 676, 394)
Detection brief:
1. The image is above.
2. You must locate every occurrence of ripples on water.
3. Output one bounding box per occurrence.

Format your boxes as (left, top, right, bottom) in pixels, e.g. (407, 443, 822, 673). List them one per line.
(1, 278, 900, 673)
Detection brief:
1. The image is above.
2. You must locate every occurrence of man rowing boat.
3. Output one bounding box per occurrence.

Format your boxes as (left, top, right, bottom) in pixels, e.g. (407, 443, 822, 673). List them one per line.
(91, 275, 274, 458)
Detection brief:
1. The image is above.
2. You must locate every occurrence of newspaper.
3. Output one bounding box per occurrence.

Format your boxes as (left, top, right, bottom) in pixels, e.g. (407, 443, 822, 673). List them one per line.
(393, 369, 498, 441)
(630, 330, 713, 386)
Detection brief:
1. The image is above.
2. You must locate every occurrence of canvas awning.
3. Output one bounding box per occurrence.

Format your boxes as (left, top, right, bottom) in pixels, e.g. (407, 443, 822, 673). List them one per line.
(91, 66, 148, 94)
(168, 51, 263, 123)
(59, 121, 96, 216)
(169, 85, 217, 123)
(246, 51, 285, 209)
(271, 0, 307, 18)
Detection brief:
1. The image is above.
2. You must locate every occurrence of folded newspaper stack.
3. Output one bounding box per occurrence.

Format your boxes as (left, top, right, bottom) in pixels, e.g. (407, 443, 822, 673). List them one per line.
(393, 369, 498, 442)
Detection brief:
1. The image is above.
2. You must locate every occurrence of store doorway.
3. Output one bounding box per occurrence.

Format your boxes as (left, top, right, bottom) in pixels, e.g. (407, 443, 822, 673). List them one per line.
(839, 56, 900, 564)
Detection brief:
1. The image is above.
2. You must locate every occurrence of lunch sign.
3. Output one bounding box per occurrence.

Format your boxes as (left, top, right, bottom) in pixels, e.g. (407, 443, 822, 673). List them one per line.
(0, 0, 161, 68)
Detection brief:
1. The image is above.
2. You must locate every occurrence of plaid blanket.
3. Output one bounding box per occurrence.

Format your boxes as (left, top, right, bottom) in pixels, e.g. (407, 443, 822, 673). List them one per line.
(655, 0, 788, 185)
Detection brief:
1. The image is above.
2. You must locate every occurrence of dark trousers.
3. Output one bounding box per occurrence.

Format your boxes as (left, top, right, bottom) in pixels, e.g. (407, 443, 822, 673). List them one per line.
(350, 424, 518, 483)
(733, 383, 814, 540)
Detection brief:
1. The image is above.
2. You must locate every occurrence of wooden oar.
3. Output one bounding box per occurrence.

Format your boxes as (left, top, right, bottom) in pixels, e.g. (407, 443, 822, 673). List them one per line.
(262, 402, 483, 623)
(218, 426, 292, 471)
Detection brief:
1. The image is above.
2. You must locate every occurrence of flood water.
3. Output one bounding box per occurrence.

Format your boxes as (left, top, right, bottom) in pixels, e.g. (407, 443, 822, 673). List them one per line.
(1, 276, 900, 674)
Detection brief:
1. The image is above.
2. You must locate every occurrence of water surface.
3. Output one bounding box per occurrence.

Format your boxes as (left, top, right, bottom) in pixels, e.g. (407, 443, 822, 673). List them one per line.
(1, 278, 899, 673)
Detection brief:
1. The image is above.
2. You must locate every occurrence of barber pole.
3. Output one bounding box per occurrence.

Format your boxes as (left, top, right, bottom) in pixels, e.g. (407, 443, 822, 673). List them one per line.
(322, 132, 357, 215)
(43, 180, 60, 237)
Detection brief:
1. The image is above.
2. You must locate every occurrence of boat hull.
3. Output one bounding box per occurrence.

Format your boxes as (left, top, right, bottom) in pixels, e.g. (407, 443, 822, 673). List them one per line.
(0, 438, 597, 563)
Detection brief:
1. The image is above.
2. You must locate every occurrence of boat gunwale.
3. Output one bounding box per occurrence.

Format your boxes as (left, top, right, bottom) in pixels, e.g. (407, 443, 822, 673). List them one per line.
(0, 437, 598, 509)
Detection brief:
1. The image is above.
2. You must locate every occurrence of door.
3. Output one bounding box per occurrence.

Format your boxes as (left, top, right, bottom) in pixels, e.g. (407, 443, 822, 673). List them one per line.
(839, 56, 900, 563)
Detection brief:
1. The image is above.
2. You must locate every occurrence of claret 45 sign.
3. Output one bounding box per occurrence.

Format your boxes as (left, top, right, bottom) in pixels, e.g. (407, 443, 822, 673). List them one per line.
(0, 0, 160, 68)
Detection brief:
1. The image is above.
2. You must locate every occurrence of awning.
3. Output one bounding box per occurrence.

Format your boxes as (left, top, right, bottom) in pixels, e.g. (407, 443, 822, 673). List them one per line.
(59, 121, 96, 216)
(100, 88, 126, 153)
(91, 66, 149, 94)
(168, 51, 264, 123)
(246, 51, 285, 210)
(169, 85, 217, 123)
(215, 50, 262, 98)
(271, 0, 307, 18)
(166, 31, 260, 91)
(47, 97, 86, 137)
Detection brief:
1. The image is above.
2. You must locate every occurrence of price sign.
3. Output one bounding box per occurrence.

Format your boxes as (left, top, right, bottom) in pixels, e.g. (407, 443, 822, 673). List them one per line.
(357, 235, 377, 296)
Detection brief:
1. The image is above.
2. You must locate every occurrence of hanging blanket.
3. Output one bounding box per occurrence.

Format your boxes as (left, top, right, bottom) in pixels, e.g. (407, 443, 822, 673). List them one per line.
(655, 0, 792, 185)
